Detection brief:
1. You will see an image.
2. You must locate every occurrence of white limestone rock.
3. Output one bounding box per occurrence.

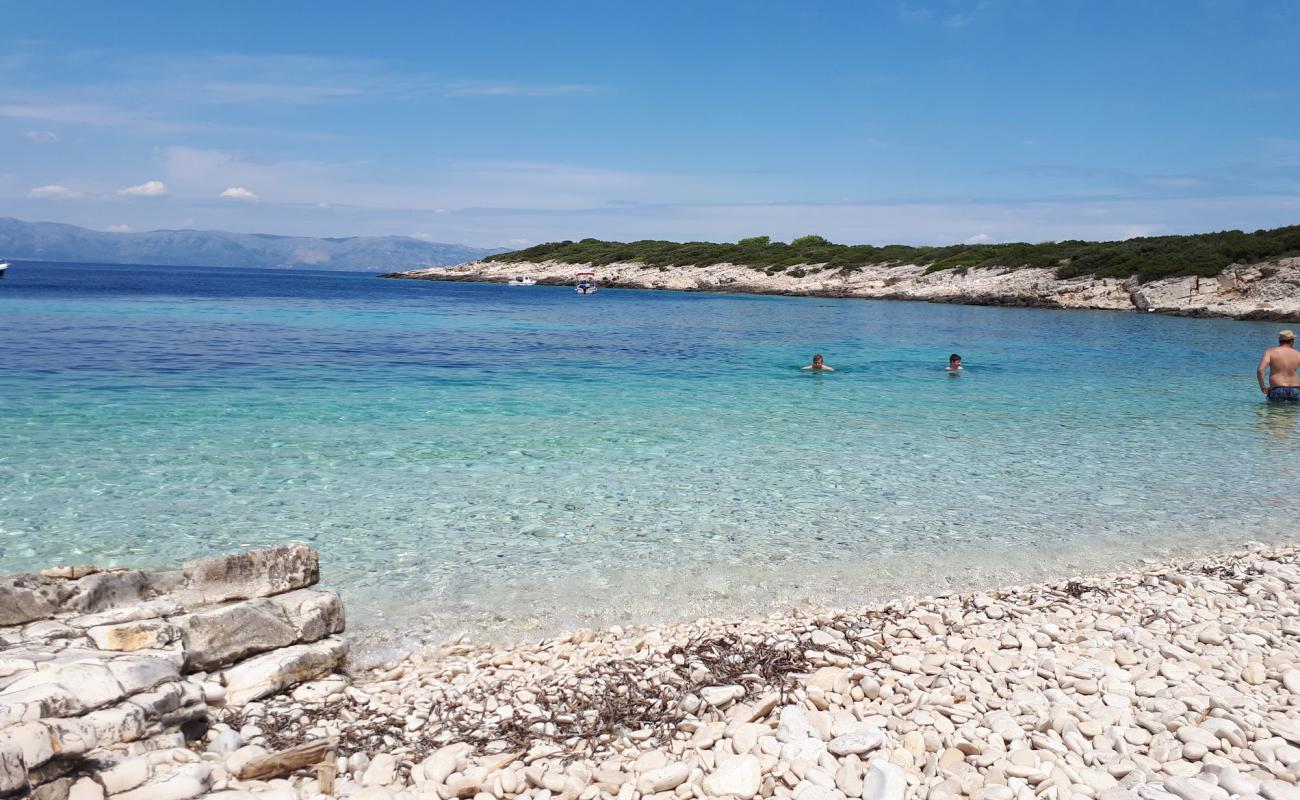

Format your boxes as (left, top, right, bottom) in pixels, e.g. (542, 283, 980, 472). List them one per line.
(777, 706, 818, 743)
(171, 544, 319, 606)
(170, 599, 299, 671)
(87, 621, 181, 653)
(0, 736, 28, 796)
(69, 776, 105, 800)
(3, 662, 125, 714)
(269, 589, 346, 642)
(702, 754, 761, 799)
(219, 638, 347, 706)
(636, 762, 690, 794)
(420, 743, 473, 785)
(109, 764, 211, 800)
(700, 685, 745, 708)
(862, 759, 905, 800)
(0, 576, 61, 626)
(97, 756, 152, 795)
(0, 721, 54, 770)
(828, 729, 885, 756)
(105, 657, 178, 696)
(61, 570, 151, 615)
(363, 753, 398, 787)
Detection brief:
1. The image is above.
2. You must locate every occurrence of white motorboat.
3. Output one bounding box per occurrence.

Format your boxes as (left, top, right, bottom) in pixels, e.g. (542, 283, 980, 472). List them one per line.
(0, 261, 8, 280)
(507, 276, 537, 286)
(574, 271, 598, 294)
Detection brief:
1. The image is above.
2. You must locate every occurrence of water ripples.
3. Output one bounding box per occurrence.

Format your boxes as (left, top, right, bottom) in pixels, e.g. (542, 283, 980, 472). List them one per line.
(1, 262, 1297, 647)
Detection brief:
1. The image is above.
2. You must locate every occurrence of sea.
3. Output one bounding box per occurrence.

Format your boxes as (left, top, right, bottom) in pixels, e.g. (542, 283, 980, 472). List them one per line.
(2, 261, 1296, 649)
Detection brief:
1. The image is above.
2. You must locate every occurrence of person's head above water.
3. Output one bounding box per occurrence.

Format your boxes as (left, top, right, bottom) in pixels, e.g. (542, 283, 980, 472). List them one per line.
(1281, 330, 1296, 346)
(947, 353, 962, 370)
(802, 354, 834, 371)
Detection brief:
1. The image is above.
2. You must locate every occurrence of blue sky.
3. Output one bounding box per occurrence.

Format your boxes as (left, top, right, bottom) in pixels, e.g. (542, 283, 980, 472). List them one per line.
(2, 0, 1298, 247)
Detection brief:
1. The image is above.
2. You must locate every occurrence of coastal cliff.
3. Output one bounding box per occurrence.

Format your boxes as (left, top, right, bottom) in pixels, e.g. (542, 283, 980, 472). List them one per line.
(384, 257, 1300, 321)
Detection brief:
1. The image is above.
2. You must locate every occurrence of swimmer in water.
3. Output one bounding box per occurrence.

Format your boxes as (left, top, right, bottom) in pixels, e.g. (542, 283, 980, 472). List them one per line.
(802, 354, 835, 371)
(946, 353, 963, 371)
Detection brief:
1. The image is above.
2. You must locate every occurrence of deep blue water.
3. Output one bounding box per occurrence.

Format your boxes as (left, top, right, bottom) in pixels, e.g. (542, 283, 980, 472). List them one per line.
(1, 261, 1296, 644)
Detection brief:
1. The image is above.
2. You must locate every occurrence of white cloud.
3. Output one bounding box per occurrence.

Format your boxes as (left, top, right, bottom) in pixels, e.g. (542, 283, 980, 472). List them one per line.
(28, 184, 82, 199)
(444, 81, 601, 97)
(24, 130, 60, 144)
(964, 233, 993, 244)
(118, 180, 167, 197)
(0, 100, 174, 130)
(159, 146, 701, 212)
(218, 186, 258, 200)
(0, 52, 605, 141)
(106, 224, 130, 232)
(1142, 176, 1210, 190)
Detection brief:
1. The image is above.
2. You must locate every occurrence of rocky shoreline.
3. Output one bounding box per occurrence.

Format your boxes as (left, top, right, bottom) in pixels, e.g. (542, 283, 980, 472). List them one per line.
(383, 258, 1300, 321)
(8, 544, 1300, 800)
(1, 546, 347, 799)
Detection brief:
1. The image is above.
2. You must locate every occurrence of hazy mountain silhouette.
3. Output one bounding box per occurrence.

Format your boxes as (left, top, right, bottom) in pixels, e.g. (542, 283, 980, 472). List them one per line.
(0, 217, 506, 271)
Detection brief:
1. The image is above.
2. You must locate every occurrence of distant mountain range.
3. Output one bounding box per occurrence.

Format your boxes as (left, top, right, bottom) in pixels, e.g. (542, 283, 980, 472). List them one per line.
(0, 217, 507, 271)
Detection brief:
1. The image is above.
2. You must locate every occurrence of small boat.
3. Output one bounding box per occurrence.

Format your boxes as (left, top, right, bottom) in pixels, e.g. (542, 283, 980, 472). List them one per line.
(574, 272, 598, 294)
(0, 261, 8, 280)
(507, 276, 537, 286)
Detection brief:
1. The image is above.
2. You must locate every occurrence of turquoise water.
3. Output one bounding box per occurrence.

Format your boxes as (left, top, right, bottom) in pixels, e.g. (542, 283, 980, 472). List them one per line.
(2, 261, 1297, 647)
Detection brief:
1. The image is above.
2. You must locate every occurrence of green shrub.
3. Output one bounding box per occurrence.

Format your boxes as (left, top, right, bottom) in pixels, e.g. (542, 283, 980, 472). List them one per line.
(486, 225, 1300, 283)
(791, 235, 830, 247)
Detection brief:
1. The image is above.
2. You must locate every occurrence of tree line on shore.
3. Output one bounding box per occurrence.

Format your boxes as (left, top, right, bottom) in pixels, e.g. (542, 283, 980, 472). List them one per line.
(488, 224, 1300, 282)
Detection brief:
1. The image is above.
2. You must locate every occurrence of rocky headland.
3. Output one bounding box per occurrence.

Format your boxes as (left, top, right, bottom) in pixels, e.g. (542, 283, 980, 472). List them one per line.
(8, 545, 1300, 800)
(384, 259, 1300, 321)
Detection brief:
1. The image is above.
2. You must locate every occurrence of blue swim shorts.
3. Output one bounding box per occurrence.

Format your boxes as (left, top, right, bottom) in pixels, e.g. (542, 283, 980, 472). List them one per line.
(1268, 386, 1300, 402)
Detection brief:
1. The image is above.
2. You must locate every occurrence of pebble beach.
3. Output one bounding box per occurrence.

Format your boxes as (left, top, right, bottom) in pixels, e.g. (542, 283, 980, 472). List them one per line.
(189, 544, 1300, 800)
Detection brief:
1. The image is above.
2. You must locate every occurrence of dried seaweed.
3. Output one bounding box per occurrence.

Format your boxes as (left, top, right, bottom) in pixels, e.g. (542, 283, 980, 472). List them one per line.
(1064, 580, 1097, 598)
(220, 629, 815, 761)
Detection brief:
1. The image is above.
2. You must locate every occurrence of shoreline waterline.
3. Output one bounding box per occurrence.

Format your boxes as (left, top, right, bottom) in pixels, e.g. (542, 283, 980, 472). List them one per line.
(347, 524, 1294, 657)
(385, 257, 1300, 322)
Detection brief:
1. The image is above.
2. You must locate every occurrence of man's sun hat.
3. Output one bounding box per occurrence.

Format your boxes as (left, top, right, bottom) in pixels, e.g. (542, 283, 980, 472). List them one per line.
(1281, 330, 1296, 342)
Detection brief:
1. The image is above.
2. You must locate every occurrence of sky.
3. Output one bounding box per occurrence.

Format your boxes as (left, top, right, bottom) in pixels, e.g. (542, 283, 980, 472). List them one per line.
(1, 0, 1298, 248)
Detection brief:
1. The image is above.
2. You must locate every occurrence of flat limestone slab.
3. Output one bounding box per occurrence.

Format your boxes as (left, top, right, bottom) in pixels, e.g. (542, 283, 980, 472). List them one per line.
(170, 544, 319, 606)
(221, 638, 348, 707)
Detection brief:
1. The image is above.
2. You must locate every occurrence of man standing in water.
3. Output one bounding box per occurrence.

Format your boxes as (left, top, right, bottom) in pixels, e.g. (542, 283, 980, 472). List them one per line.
(802, 354, 835, 371)
(1258, 330, 1300, 402)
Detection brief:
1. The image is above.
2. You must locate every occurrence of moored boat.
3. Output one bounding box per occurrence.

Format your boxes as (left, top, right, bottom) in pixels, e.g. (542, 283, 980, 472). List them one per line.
(574, 271, 598, 294)
(508, 276, 537, 286)
(0, 261, 9, 280)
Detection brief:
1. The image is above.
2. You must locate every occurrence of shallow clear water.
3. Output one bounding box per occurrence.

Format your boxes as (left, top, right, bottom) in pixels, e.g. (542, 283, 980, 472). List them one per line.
(2, 262, 1297, 648)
